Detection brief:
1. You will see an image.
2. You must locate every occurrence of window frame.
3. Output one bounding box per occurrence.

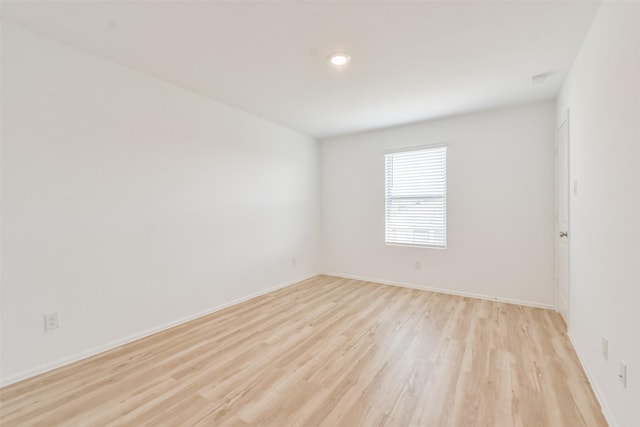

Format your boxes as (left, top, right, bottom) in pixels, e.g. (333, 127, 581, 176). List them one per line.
(384, 143, 448, 249)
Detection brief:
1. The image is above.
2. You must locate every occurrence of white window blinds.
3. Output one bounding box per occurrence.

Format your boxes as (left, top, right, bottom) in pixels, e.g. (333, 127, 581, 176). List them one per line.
(385, 145, 447, 248)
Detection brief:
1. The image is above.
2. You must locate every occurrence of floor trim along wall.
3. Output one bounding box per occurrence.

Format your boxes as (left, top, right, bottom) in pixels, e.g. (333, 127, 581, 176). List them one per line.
(0, 272, 319, 388)
(323, 272, 556, 310)
(567, 331, 617, 427)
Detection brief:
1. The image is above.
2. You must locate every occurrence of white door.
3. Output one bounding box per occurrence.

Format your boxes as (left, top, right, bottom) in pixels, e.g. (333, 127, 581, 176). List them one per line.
(557, 117, 570, 325)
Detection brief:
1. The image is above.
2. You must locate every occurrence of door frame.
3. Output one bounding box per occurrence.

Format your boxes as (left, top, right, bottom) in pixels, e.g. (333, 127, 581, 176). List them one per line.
(556, 109, 570, 327)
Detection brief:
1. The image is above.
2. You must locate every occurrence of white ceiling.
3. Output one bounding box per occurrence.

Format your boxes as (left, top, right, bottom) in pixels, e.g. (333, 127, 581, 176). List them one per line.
(1, 1, 601, 139)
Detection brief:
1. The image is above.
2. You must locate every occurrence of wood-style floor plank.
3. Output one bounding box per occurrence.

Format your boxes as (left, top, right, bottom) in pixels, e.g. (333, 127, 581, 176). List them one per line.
(0, 275, 607, 426)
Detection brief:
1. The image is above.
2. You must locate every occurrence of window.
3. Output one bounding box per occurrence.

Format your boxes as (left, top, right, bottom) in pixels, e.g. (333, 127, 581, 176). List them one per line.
(385, 145, 447, 248)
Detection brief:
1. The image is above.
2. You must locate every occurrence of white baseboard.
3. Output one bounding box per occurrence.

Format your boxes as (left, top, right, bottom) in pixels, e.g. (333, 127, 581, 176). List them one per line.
(322, 272, 556, 310)
(567, 331, 617, 427)
(0, 272, 319, 388)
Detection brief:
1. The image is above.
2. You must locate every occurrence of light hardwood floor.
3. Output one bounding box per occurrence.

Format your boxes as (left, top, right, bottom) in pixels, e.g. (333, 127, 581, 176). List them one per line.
(0, 275, 606, 426)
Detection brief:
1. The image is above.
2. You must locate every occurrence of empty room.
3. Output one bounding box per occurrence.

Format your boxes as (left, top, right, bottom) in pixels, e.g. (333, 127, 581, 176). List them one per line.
(1, 1, 638, 426)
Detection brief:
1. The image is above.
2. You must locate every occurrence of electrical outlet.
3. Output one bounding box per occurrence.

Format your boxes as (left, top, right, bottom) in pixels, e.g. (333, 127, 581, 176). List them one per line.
(602, 337, 608, 361)
(291, 256, 297, 266)
(414, 261, 421, 270)
(44, 312, 59, 331)
(619, 361, 627, 388)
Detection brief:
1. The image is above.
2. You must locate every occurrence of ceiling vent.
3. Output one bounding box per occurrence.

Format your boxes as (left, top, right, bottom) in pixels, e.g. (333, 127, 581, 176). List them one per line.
(531, 71, 554, 84)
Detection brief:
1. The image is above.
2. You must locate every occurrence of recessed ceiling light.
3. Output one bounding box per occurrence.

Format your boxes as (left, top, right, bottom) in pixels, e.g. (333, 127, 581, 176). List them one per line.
(328, 52, 351, 66)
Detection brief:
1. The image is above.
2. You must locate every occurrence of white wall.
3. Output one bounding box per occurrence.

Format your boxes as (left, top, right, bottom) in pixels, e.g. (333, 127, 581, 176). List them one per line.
(557, 2, 640, 426)
(0, 24, 319, 385)
(321, 102, 556, 307)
